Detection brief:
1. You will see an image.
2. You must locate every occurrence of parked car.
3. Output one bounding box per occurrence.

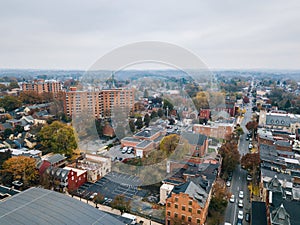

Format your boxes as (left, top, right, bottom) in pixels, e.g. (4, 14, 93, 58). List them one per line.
(121, 147, 128, 154)
(236, 219, 243, 225)
(247, 174, 252, 181)
(238, 210, 244, 220)
(245, 136, 249, 141)
(245, 213, 250, 222)
(89, 192, 97, 200)
(239, 191, 244, 199)
(127, 147, 133, 154)
(238, 199, 243, 208)
(248, 144, 253, 149)
(230, 195, 235, 203)
(226, 181, 231, 187)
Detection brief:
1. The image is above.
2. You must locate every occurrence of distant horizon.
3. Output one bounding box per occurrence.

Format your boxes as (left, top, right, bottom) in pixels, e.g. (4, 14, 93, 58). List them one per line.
(1, 67, 300, 72)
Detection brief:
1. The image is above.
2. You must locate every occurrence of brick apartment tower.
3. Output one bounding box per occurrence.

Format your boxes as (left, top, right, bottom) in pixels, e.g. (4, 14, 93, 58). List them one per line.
(21, 79, 62, 94)
(63, 87, 134, 118)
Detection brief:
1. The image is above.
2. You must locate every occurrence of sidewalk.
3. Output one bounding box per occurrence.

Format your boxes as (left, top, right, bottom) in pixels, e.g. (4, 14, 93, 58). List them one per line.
(67, 194, 162, 225)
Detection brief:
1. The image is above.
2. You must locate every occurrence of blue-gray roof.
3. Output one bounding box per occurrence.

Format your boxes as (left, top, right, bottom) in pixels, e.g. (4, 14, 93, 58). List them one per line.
(181, 131, 207, 146)
(46, 154, 66, 164)
(136, 140, 152, 148)
(266, 114, 291, 127)
(0, 187, 126, 225)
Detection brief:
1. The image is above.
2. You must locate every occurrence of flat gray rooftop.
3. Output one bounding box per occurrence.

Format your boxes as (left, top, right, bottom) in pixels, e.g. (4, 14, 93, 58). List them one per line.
(0, 187, 125, 225)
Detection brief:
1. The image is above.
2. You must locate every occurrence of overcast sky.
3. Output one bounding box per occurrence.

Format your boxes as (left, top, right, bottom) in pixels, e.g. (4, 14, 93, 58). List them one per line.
(0, 0, 300, 70)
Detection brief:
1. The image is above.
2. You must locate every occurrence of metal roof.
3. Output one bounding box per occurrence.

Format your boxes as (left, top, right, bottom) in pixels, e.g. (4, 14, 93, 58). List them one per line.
(0, 187, 126, 225)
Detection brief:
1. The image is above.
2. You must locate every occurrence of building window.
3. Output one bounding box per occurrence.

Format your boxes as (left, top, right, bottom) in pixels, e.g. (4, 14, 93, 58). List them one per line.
(174, 213, 178, 218)
(167, 211, 171, 216)
(197, 218, 201, 224)
(167, 202, 171, 207)
(175, 204, 178, 209)
(181, 215, 185, 221)
(197, 209, 201, 214)
(188, 200, 192, 206)
(182, 206, 186, 211)
(175, 197, 178, 202)
(188, 208, 192, 213)
(188, 217, 192, 222)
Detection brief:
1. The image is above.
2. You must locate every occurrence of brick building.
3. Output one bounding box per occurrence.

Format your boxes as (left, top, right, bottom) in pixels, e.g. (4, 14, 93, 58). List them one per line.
(181, 132, 208, 157)
(165, 181, 210, 225)
(193, 123, 234, 140)
(63, 87, 134, 118)
(21, 79, 62, 94)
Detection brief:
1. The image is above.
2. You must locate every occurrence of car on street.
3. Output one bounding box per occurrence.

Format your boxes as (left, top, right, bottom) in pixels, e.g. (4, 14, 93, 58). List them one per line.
(238, 210, 244, 220)
(239, 191, 244, 199)
(245, 213, 250, 222)
(236, 219, 243, 225)
(226, 181, 231, 187)
(247, 174, 252, 181)
(245, 136, 249, 141)
(230, 195, 235, 203)
(248, 144, 253, 149)
(238, 199, 243, 208)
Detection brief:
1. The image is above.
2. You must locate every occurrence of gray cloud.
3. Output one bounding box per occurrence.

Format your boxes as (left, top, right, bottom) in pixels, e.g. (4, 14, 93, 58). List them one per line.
(0, 0, 299, 69)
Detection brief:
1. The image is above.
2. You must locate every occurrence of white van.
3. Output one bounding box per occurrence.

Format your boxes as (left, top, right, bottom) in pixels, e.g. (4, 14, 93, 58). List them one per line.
(121, 213, 137, 224)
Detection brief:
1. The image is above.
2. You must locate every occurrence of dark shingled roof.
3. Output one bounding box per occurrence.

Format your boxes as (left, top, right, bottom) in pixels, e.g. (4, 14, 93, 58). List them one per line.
(251, 201, 268, 225)
(0, 187, 126, 225)
(170, 181, 208, 208)
(181, 131, 207, 146)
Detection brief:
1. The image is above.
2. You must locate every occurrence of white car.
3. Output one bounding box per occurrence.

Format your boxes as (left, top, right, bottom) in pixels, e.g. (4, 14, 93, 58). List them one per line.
(239, 191, 244, 199)
(89, 192, 97, 200)
(121, 147, 128, 154)
(230, 195, 235, 203)
(238, 210, 244, 220)
(238, 199, 243, 208)
(226, 181, 231, 187)
(248, 144, 253, 149)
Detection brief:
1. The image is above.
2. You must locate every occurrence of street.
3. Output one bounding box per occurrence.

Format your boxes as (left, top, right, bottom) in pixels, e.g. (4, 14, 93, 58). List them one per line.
(224, 100, 253, 224)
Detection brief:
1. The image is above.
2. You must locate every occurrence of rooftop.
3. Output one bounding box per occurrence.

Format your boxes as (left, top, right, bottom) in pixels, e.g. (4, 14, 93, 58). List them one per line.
(0, 187, 126, 225)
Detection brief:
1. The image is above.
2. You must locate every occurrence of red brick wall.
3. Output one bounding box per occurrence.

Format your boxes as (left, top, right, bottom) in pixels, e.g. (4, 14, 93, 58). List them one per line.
(166, 192, 208, 225)
(67, 170, 87, 191)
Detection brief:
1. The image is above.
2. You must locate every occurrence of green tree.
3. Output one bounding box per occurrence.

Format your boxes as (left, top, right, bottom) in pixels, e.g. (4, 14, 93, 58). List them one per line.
(0, 95, 21, 112)
(3, 128, 13, 139)
(38, 121, 77, 156)
(0, 149, 11, 169)
(284, 99, 291, 109)
(143, 113, 150, 127)
(150, 111, 158, 119)
(157, 108, 164, 118)
(143, 89, 149, 98)
(163, 99, 174, 111)
(129, 120, 135, 133)
(135, 116, 143, 129)
(8, 81, 20, 90)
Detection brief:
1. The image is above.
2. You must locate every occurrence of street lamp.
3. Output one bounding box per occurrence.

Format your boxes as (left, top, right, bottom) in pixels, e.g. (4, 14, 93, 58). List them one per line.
(149, 215, 152, 225)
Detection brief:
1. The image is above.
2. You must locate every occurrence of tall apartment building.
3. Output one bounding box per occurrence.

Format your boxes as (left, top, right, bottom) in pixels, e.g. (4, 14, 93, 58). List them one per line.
(63, 87, 134, 118)
(21, 79, 62, 94)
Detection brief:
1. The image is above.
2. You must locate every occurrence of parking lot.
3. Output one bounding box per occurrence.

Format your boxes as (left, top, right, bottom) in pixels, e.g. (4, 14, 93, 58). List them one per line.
(76, 172, 148, 203)
(101, 145, 136, 161)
